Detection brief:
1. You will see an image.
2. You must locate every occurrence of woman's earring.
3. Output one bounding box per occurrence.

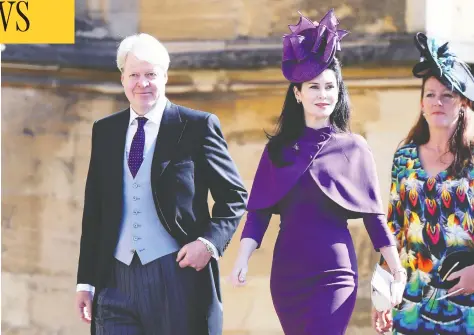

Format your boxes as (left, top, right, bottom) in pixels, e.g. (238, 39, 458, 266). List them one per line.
(296, 98, 301, 104)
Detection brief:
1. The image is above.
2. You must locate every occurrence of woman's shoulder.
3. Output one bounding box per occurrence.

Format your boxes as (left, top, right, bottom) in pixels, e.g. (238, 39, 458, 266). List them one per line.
(335, 133, 416, 153)
(394, 142, 416, 153)
(392, 143, 417, 162)
(331, 131, 372, 153)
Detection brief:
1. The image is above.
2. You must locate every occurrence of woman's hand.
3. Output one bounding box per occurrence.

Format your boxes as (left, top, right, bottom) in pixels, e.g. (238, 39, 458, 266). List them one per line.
(229, 256, 249, 287)
(447, 264, 474, 296)
(390, 270, 407, 306)
(371, 307, 393, 335)
(379, 246, 407, 307)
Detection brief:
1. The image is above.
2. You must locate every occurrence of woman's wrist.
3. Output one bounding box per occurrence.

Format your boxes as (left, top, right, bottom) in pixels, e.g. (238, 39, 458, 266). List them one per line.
(392, 267, 407, 282)
(237, 252, 251, 263)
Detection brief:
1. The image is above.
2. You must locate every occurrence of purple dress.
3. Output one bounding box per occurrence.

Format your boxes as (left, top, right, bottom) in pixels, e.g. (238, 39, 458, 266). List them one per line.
(241, 126, 395, 335)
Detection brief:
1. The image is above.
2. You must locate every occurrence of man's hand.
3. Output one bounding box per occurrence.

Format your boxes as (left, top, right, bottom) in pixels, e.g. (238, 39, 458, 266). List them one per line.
(76, 291, 93, 324)
(447, 264, 474, 296)
(176, 240, 212, 271)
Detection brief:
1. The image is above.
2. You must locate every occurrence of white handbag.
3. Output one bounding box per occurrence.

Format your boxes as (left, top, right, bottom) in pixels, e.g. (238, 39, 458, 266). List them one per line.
(371, 263, 394, 312)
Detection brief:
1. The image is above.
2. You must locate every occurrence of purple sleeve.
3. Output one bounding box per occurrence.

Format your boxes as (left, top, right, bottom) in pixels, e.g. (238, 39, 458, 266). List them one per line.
(240, 209, 273, 248)
(362, 213, 396, 251)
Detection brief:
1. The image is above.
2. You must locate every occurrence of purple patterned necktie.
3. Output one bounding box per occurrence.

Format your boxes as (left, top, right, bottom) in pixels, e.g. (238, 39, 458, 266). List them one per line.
(128, 117, 148, 178)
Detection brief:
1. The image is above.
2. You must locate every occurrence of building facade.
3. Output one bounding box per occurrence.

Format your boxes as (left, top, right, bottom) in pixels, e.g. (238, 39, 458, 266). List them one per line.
(2, 0, 473, 333)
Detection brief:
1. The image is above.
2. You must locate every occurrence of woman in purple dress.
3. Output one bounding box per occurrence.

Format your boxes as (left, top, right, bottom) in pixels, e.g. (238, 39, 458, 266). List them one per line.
(229, 10, 407, 334)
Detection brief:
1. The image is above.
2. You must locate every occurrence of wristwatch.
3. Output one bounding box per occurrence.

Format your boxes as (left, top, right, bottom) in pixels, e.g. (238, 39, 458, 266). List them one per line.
(198, 238, 216, 258)
(203, 242, 214, 255)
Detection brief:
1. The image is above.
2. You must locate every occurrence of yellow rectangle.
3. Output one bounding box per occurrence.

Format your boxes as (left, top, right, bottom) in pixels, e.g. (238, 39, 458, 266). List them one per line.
(0, 0, 75, 44)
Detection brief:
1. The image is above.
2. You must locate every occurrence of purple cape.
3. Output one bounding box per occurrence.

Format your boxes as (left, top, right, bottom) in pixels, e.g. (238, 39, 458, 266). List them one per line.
(247, 127, 385, 216)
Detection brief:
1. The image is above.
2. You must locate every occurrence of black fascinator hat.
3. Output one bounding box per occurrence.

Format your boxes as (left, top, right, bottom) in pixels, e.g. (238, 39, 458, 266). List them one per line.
(412, 32, 474, 101)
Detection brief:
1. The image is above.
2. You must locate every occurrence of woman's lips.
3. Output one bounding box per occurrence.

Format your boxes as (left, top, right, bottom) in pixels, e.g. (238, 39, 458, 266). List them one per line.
(315, 103, 329, 108)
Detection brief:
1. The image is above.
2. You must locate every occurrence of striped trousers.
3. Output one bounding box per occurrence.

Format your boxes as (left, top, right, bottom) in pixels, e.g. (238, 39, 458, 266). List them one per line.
(95, 252, 210, 335)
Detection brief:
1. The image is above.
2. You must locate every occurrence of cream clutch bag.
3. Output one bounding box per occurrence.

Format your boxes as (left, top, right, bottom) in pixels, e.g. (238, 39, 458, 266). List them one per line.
(371, 263, 394, 311)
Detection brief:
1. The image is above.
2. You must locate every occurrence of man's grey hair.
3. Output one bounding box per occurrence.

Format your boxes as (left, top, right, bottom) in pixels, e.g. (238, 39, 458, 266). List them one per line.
(116, 33, 170, 73)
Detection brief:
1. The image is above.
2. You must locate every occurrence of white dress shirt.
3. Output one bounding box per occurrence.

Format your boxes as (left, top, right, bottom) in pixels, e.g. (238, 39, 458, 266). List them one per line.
(77, 97, 218, 293)
(125, 98, 164, 160)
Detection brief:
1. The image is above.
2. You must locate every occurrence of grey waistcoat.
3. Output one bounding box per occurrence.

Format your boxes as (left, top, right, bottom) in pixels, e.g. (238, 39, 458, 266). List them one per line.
(114, 139, 180, 265)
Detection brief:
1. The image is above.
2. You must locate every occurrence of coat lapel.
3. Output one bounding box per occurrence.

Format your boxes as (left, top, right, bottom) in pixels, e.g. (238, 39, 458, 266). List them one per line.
(151, 101, 187, 184)
(107, 109, 130, 219)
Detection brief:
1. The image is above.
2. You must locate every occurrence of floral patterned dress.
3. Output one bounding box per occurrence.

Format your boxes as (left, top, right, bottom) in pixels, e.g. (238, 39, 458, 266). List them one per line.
(385, 143, 474, 335)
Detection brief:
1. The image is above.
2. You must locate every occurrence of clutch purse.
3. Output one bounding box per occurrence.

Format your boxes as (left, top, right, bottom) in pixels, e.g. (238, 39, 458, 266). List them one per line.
(371, 263, 394, 312)
(438, 250, 474, 290)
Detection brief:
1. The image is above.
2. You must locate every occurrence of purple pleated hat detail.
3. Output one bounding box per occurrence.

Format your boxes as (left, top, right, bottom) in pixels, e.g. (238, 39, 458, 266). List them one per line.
(282, 9, 349, 83)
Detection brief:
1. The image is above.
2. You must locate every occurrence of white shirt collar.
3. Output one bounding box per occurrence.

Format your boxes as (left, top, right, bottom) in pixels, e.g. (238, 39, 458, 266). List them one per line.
(129, 96, 168, 126)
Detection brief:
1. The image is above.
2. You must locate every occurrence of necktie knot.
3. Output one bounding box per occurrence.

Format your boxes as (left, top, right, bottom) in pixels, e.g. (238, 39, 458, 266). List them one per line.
(136, 117, 148, 128)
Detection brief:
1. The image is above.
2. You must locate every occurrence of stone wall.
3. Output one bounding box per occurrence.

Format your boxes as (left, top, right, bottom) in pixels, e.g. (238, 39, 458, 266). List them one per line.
(1, 88, 124, 334)
(140, 0, 407, 40)
(4, 0, 474, 332)
(1, 70, 422, 334)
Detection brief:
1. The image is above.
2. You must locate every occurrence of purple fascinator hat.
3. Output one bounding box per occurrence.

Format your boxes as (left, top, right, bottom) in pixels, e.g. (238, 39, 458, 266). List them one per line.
(412, 32, 474, 101)
(282, 9, 349, 83)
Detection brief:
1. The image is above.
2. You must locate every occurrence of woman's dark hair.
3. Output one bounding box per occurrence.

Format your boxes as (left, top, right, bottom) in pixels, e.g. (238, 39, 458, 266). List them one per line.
(266, 57, 351, 166)
(402, 76, 473, 177)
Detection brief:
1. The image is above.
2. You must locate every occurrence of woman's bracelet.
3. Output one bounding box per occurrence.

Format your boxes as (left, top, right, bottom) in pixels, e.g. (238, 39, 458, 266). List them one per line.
(392, 268, 407, 280)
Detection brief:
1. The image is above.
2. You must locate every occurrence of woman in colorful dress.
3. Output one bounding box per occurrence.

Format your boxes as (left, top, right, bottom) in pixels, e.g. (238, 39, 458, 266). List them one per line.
(374, 33, 474, 335)
(228, 10, 407, 335)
